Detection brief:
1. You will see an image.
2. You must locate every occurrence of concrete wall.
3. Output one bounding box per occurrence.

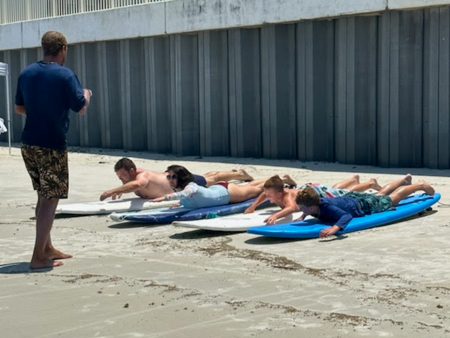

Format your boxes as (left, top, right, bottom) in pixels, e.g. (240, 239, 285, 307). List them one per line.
(2, 2, 450, 168)
(2, 0, 450, 51)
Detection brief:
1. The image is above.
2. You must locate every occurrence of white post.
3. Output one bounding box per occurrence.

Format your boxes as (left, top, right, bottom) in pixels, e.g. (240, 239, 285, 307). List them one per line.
(0, 62, 12, 155)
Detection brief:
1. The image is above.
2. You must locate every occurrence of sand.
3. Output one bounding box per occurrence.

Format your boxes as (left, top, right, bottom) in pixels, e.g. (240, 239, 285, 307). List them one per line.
(1, 144, 450, 338)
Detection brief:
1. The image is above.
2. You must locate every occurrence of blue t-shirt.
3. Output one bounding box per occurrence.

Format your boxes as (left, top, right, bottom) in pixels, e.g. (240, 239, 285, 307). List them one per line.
(15, 61, 86, 149)
(318, 197, 365, 230)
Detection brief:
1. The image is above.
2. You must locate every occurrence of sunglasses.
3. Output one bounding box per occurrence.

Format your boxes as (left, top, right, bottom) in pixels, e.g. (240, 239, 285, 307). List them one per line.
(166, 174, 178, 180)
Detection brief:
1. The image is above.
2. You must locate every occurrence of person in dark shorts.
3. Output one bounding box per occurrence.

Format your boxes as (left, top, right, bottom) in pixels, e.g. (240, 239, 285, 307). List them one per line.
(295, 174, 435, 239)
(15, 31, 92, 269)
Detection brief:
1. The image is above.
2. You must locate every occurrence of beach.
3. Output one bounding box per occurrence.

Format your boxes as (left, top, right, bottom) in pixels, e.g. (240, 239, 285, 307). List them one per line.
(1, 144, 450, 338)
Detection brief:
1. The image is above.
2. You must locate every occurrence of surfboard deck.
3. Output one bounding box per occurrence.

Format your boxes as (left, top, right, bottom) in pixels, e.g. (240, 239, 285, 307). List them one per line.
(110, 198, 270, 224)
(55, 198, 174, 215)
(173, 206, 304, 231)
(247, 193, 441, 239)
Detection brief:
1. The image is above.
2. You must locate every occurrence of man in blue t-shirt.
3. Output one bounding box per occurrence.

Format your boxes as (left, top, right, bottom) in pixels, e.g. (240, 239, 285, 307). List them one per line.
(15, 31, 92, 269)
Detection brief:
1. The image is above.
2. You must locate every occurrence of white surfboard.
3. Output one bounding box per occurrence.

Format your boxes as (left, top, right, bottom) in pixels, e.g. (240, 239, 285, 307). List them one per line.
(172, 207, 305, 231)
(55, 198, 175, 215)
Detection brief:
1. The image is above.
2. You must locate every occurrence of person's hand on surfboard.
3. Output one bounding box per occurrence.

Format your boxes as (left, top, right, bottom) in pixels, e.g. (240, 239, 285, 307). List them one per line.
(170, 202, 181, 208)
(264, 215, 278, 225)
(100, 190, 122, 201)
(319, 225, 340, 238)
(244, 206, 255, 214)
(150, 196, 166, 202)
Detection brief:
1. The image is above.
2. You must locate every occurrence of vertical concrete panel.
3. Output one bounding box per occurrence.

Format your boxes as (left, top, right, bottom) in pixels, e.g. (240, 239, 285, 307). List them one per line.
(97, 42, 111, 148)
(170, 34, 200, 156)
(378, 11, 424, 167)
(83, 42, 102, 147)
(377, 13, 391, 167)
(423, 8, 440, 168)
(128, 39, 147, 151)
(9, 50, 26, 143)
(335, 16, 378, 165)
(68, 44, 89, 146)
(104, 41, 124, 149)
(198, 31, 229, 157)
(261, 25, 297, 159)
(228, 28, 262, 158)
(297, 21, 335, 162)
(438, 7, 450, 168)
(145, 36, 172, 153)
(119, 40, 133, 150)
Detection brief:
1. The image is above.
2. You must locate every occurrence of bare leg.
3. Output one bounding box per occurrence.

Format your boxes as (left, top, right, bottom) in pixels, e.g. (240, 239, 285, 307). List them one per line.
(349, 178, 383, 192)
(30, 194, 67, 269)
(228, 183, 264, 203)
(332, 175, 360, 189)
(389, 179, 435, 206)
(203, 169, 253, 186)
(376, 174, 412, 196)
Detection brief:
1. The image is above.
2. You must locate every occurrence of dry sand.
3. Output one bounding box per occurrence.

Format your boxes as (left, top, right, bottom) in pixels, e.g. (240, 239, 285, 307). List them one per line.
(1, 144, 450, 338)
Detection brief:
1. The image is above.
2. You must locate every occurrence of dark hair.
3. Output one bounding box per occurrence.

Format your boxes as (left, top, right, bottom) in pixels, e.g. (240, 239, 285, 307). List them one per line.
(263, 175, 284, 193)
(41, 31, 67, 57)
(166, 165, 194, 189)
(114, 158, 136, 172)
(295, 186, 320, 207)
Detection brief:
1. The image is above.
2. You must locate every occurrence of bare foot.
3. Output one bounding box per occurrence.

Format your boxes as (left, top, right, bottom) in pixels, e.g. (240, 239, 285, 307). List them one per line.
(352, 174, 360, 184)
(404, 174, 412, 185)
(369, 178, 382, 191)
(418, 179, 435, 195)
(282, 174, 297, 187)
(45, 248, 73, 260)
(30, 258, 64, 270)
(238, 169, 253, 181)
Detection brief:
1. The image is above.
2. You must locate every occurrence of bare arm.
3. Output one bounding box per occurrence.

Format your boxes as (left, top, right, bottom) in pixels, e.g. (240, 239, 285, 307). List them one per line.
(15, 105, 26, 115)
(244, 191, 268, 214)
(100, 175, 148, 201)
(264, 199, 298, 225)
(77, 89, 92, 115)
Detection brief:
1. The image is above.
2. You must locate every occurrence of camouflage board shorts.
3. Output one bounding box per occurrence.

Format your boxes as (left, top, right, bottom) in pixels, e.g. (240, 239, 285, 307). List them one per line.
(21, 144, 69, 199)
(344, 191, 393, 214)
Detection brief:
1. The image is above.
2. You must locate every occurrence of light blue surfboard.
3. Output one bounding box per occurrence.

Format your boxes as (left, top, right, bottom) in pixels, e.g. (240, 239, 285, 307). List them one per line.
(247, 193, 441, 239)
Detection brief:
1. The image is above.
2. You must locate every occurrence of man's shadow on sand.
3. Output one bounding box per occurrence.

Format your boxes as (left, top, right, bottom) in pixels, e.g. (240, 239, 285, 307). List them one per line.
(0, 262, 53, 274)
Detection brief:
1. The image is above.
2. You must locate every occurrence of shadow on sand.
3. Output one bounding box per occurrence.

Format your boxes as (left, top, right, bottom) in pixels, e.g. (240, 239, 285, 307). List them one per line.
(0, 262, 53, 274)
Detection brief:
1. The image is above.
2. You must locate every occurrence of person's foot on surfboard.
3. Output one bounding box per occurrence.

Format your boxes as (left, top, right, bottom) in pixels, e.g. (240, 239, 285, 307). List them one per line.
(417, 179, 435, 195)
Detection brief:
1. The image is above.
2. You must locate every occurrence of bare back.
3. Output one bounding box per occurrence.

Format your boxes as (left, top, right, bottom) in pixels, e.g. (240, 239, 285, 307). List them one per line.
(134, 169, 173, 199)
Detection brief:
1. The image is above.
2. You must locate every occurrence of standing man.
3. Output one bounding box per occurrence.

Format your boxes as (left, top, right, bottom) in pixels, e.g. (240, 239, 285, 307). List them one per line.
(15, 31, 92, 269)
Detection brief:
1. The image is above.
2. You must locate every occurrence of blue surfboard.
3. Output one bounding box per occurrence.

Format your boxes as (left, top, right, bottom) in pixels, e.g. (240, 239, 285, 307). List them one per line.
(247, 193, 441, 239)
(110, 198, 269, 224)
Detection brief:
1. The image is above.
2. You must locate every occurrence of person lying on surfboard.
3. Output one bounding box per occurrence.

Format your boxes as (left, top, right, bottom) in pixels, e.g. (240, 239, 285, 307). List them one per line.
(244, 175, 382, 225)
(149, 165, 297, 209)
(100, 157, 255, 201)
(295, 174, 435, 238)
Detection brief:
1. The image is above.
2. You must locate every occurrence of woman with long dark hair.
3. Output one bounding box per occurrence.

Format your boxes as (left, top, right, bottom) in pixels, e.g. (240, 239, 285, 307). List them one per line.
(151, 165, 296, 209)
